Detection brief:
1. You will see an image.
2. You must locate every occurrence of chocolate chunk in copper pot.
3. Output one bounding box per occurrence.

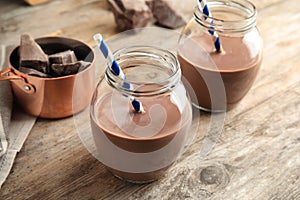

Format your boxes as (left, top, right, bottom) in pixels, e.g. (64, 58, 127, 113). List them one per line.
(50, 61, 91, 77)
(48, 50, 77, 65)
(146, 0, 186, 29)
(19, 34, 49, 73)
(108, 0, 153, 31)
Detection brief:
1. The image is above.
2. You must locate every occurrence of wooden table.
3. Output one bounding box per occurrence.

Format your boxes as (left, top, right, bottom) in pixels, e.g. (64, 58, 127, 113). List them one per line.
(0, 0, 299, 199)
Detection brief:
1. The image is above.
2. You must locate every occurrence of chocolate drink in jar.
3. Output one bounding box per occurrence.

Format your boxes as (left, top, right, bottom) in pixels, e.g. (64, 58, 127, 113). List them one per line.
(90, 46, 193, 183)
(91, 86, 191, 182)
(178, 0, 263, 112)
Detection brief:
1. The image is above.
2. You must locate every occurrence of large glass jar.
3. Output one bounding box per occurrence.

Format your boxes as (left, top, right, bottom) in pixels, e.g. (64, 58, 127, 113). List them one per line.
(90, 46, 193, 183)
(178, 0, 263, 112)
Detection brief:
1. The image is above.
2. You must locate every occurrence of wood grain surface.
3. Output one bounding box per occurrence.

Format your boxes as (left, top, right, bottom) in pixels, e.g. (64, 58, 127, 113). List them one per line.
(0, 0, 299, 199)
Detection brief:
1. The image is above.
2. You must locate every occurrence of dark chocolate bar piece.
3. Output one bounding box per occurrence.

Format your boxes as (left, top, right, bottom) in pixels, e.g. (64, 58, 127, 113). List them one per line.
(108, 0, 153, 31)
(19, 66, 50, 78)
(48, 50, 77, 65)
(19, 34, 49, 73)
(50, 61, 91, 77)
(146, 0, 186, 29)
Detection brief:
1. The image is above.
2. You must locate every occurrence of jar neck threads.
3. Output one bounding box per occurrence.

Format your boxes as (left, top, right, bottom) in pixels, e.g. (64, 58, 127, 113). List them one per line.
(194, 0, 257, 35)
(105, 46, 181, 97)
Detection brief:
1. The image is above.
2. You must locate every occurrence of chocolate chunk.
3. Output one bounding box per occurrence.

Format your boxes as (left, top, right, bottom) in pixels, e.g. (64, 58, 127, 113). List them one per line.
(19, 66, 50, 78)
(108, 0, 153, 31)
(50, 61, 91, 77)
(49, 50, 77, 65)
(19, 34, 49, 73)
(146, 0, 186, 29)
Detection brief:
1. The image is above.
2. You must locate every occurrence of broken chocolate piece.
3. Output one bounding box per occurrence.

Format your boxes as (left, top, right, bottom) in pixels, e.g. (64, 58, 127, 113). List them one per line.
(50, 61, 91, 77)
(19, 34, 49, 73)
(146, 0, 186, 29)
(19, 66, 50, 78)
(49, 50, 77, 65)
(108, 0, 153, 31)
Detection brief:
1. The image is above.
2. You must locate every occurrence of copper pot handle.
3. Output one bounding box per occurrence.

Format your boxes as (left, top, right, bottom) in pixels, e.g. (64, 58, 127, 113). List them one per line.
(0, 68, 36, 94)
(0, 68, 22, 80)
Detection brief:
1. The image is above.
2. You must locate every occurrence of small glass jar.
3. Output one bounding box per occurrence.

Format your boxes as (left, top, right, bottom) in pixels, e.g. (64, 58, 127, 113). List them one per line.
(178, 0, 263, 112)
(90, 46, 193, 183)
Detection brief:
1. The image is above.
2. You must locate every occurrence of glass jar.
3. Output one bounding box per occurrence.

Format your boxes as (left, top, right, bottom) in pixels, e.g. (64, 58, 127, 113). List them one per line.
(178, 0, 263, 112)
(90, 46, 193, 183)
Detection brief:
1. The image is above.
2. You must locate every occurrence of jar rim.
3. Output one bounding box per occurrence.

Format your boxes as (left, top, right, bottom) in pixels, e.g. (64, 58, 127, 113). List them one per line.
(105, 45, 181, 96)
(194, 0, 257, 33)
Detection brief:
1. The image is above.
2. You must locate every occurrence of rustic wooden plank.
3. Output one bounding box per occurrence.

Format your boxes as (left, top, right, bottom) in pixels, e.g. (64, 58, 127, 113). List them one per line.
(0, 0, 282, 46)
(49, 17, 118, 47)
(0, 0, 299, 199)
(0, 0, 110, 46)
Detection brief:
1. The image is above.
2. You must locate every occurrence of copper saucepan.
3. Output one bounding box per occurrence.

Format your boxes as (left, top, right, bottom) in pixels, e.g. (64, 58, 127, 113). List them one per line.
(0, 36, 95, 119)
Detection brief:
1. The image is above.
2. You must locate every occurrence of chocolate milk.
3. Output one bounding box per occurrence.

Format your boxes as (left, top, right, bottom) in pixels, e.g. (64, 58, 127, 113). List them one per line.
(91, 89, 191, 183)
(178, 34, 262, 111)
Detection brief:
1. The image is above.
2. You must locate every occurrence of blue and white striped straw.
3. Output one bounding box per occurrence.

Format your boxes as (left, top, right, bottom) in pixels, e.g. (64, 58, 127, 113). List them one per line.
(198, 0, 223, 52)
(93, 33, 145, 113)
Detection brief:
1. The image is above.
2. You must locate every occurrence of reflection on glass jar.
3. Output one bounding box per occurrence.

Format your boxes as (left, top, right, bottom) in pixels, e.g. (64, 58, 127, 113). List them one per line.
(178, 0, 263, 112)
(90, 46, 193, 183)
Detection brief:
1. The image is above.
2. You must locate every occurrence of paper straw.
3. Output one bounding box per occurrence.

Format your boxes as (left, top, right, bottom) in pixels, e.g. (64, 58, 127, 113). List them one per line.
(93, 33, 145, 113)
(198, 0, 223, 52)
